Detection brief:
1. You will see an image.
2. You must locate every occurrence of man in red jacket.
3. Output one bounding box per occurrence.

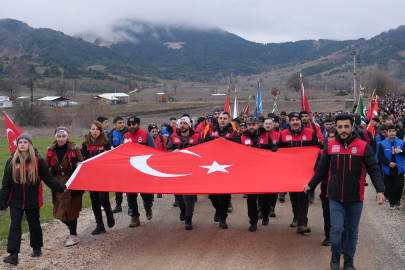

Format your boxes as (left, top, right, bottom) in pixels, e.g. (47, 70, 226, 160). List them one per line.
(148, 123, 167, 151)
(304, 113, 384, 270)
(300, 110, 324, 143)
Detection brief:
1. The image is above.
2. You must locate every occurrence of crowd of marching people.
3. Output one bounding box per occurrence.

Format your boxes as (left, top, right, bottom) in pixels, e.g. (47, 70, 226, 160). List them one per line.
(1, 92, 404, 270)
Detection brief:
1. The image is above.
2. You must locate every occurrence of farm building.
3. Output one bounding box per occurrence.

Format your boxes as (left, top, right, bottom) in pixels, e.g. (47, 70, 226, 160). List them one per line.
(38, 96, 70, 107)
(96, 93, 129, 105)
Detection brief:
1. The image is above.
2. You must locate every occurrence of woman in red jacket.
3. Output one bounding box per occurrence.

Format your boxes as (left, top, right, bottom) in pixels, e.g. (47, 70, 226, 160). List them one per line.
(0, 133, 66, 266)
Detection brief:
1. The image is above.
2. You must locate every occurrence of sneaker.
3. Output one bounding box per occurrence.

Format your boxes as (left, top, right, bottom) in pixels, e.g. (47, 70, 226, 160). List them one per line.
(227, 203, 233, 213)
(322, 236, 330, 246)
(396, 201, 402, 209)
(262, 218, 269, 226)
(92, 224, 106, 235)
(31, 248, 42, 257)
(290, 219, 298, 227)
(129, 216, 140, 227)
(279, 193, 285, 202)
(105, 209, 115, 228)
(157, 194, 162, 198)
(219, 220, 228, 229)
(249, 223, 257, 232)
(243, 194, 248, 198)
(269, 206, 276, 217)
(65, 235, 80, 247)
(330, 252, 341, 270)
(179, 208, 186, 221)
(389, 204, 396, 210)
(341, 243, 346, 254)
(185, 216, 193, 230)
(344, 259, 356, 270)
(214, 212, 219, 222)
(112, 202, 122, 213)
(145, 208, 153, 220)
(101, 206, 104, 211)
(297, 225, 311, 234)
(3, 252, 18, 265)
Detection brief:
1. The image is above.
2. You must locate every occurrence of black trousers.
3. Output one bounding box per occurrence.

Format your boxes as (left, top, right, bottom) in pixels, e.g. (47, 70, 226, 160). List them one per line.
(90, 191, 112, 225)
(258, 193, 278, 209)
(8, 207, 42, 253)
(61, 219, 78, 236)
(127, 193, 153, 217)
(247, 194, 271, 224)
(289, 191, 309, 226)
(384, 173, 405, 205)
(210, 194, 231, 221)
(115, 192, 123, 203)
(320, 195, 331, 238)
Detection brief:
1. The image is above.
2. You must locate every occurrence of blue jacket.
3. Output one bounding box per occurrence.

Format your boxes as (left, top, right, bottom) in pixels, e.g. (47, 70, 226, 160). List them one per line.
(322, 129, 326, 139)
(380, 138, 404, 175)
(375, 135, 382, 163)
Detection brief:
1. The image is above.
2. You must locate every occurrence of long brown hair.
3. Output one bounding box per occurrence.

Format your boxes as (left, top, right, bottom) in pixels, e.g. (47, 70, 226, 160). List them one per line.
(12, 142, 38, 184)
(84, 121, 108, 147)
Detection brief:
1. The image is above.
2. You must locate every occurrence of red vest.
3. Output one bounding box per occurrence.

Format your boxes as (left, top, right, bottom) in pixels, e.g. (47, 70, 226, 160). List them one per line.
(172, 132, 200, 149)
(154, 135, 167, 151)
(46, 148, 77, 174)
(268, 130, 280, 145)
(241, 133, 269, 149)
(209, 128, 235, 140)
(124, 129, 148, 145)
(281, 128, 314, 147)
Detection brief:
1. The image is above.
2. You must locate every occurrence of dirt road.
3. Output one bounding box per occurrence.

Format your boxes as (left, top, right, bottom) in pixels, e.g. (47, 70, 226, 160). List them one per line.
(1, 180, 404, 270)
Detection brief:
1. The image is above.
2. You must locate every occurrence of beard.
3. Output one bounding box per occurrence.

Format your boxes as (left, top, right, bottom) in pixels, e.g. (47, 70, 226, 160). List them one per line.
(129, 126, 139, 133)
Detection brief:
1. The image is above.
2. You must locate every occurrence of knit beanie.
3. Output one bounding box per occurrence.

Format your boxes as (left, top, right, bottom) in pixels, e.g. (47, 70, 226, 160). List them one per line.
(17, 132, 34, 146)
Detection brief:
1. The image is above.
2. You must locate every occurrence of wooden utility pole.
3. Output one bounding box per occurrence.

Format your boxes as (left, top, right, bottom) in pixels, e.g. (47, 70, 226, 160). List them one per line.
(29, 75, 33, 110)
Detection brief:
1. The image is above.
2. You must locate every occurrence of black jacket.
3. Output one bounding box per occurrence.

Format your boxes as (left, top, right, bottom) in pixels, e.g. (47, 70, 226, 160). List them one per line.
(0, 150, 66, 210)
(203, 123, 241, 144)
(308, 133, 384, 202)
(107, 126, 128, 147)
(81, 140, 112, 160)
(241, 127, 278, 151)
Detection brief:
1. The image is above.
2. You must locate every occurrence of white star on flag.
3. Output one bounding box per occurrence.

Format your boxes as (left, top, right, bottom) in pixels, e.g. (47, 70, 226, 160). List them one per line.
(200, 161, 232, 174)
(13, 140, 17, 146)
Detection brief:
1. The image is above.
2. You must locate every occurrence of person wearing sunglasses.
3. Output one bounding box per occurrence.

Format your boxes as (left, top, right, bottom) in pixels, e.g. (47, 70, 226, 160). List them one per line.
(123, 117, 156, 228)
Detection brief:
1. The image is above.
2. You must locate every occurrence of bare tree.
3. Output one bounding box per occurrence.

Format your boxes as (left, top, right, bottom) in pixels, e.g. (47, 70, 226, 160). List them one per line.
(271, 87, 281, 97)
(285, 73, 309, 92)
(0, 79, 19, 95)
(172, 82, 180, 94)
(367, 68, 397, 96)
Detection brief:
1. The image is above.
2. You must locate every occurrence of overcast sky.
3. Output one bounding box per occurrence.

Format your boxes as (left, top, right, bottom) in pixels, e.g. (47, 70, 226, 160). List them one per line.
(1, 0, 404, 43)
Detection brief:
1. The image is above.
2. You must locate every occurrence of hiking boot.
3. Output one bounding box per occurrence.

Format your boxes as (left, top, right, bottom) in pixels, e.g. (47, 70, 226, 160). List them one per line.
(290, 219, 298, 227)
(129, 216, 140, 227)
(180, 208, 186, 221)
(396, 201, 403, 209)
(330, 253, 341, 270)
(344, 259, 356, 270)
(341, 243, 346, 254)
(65, 235, 80, 247)
(105, 209, 115, 228)
(262, 218, 269, 226)
(3, 252, 18, 265)
(249, 223, 257, 232)
(227, 202, 233, 213)
(157, 194, 162, 198)
(243, 194, 248, 198)
(214, 212, 219, 222)
(112, 201, 122, 213)
(173, 200, 178, 207)
(219, 220, 228, 229)
(31, 248, 42, 257)
(185, 216, 193, 230)
(389, 204, 396, 210)
(279, 193, 285, 202)
(322, 236, 330, 246)
(145, 208, 153, 220)
(308, 190, 315, 203)
(92, 224, 106, 235)
(297, 225, 311, 234)
(269, 206, 276, 217)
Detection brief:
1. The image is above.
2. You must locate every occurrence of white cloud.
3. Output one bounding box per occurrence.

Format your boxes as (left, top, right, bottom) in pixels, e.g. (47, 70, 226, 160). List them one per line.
(1, 0, 404, 43)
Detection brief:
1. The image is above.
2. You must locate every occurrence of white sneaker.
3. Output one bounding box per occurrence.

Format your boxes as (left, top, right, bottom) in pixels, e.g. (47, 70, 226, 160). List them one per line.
(65, 235, 80, 247)
(389, 205, 396, 210)
(101, 206, 105, 211)
(396, 201, 402, 209)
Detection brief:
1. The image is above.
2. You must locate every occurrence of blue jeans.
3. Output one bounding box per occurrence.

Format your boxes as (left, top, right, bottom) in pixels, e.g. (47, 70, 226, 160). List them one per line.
(329, 199, 363, 261)
(175, 195, 195, 217)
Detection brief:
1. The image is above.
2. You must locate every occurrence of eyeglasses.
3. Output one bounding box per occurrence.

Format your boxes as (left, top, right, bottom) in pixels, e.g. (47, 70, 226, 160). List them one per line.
(128, 123, 138, 127)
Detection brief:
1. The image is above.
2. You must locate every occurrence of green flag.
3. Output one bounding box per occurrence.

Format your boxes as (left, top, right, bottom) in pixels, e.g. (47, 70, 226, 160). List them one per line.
(272, 96, 278, 113)
(355, 95, 365, 118)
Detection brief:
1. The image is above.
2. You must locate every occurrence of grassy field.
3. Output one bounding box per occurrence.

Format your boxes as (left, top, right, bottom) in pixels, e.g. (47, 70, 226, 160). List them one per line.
(0, 138, 97, 247)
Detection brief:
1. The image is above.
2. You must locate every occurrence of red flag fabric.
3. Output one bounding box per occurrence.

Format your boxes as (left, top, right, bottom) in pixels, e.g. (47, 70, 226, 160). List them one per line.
(367, 96, 379, 137)
(243, 98, 250, 115)
(67, 139, 319, 194)
(224, 89, 231, 116)
(366, 98, 373, 120)
(4, 111, 24, 156)
(300, 76, 311, 117)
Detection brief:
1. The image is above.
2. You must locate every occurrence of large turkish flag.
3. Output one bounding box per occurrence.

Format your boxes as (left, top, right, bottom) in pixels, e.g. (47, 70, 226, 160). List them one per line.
(67, 139, 319, 194)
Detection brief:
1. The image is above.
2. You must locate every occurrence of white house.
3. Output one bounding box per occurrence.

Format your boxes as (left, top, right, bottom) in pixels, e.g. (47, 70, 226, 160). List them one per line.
(38, 96, 69, 107)
(97, 93, 129, 104)
(0, 96, 13, 108)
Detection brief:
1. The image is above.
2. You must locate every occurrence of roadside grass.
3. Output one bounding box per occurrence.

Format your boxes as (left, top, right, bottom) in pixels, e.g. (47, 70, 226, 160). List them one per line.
(0, 137, 111, 247)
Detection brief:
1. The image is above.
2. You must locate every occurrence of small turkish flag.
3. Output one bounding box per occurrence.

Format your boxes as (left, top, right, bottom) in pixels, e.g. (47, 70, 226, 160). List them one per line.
(67, 139, 319, 194)
(4, 111, 24, 156)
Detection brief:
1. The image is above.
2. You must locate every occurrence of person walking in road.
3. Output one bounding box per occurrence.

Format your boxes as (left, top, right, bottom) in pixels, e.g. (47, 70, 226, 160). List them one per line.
(304, 113, 385, 270)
